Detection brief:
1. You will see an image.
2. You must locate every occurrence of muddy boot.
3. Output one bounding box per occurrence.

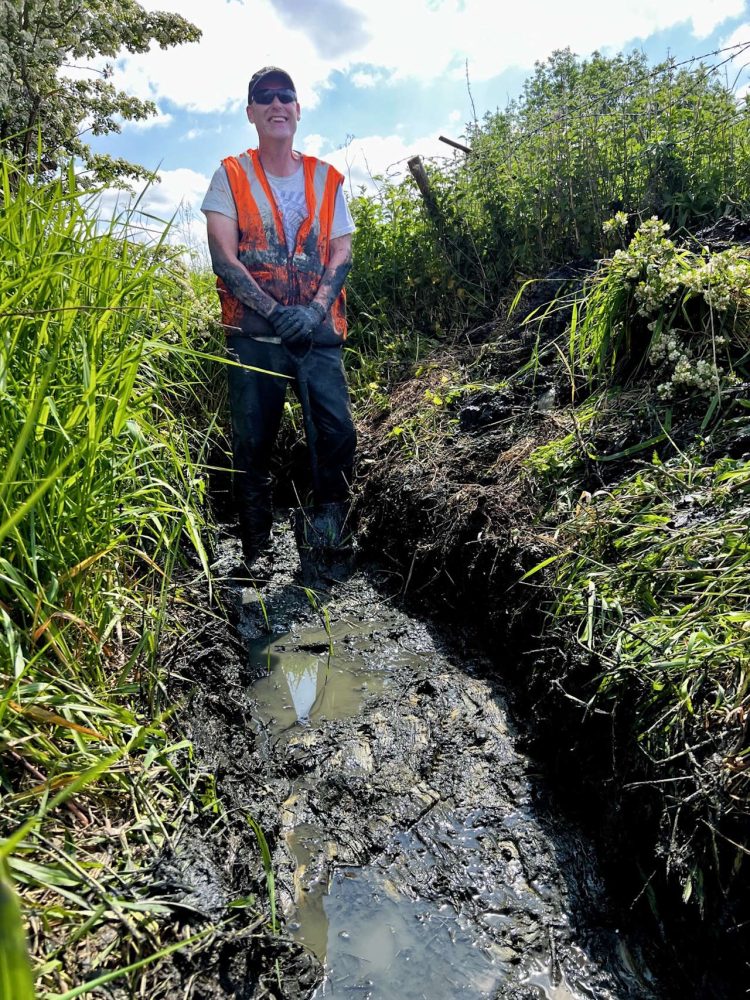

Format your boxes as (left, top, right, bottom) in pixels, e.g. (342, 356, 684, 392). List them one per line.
(240, 523, 272, 562)
(293, 502, 355, 586)
(218, 529, 273, 585)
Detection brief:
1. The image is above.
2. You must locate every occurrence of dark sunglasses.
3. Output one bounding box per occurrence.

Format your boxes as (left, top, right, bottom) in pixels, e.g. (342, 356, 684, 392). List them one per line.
(252, 87, 297, 105)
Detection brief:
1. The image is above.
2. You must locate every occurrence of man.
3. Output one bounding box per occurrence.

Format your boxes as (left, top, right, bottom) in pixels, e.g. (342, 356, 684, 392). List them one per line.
(201, 67, 356, 575)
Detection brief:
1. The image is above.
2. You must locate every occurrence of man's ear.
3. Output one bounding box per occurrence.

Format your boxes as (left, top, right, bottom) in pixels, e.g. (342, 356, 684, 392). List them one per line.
(246, 104, 255, 126)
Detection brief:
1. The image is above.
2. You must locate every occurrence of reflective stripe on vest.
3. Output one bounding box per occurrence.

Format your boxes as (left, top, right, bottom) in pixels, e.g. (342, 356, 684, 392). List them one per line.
(217, 150, 347, 342)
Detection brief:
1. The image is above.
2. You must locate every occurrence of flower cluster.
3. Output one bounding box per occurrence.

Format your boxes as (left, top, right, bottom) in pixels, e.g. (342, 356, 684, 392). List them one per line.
(600, 216, 750, 398)
(602, 211, 629, 235)
(648, 329, 722, 398)
(610, 218, 750, 321)
(681, 247, 750, 313)
(592, 218, 750, 399)
(610, 217, 682, 317)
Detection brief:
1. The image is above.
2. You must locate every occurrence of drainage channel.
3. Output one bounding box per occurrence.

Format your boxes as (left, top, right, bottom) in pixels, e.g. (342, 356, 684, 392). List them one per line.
(228, 530, 660, 1000)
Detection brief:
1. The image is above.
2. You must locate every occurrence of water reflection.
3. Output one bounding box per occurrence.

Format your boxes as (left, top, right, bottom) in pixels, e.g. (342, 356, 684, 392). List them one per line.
(248, 620, 389, 734)
(285, 659, 319, 722)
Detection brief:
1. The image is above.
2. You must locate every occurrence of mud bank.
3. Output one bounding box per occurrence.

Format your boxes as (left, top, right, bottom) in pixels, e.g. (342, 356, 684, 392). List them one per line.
(157, 264, 746, 996)
(351, 284, 749, 998)
(160, 522, 668, 1000)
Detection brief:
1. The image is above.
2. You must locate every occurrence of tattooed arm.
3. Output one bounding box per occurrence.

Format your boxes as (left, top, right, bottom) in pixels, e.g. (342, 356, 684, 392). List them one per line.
(205, 211, 278, 319)
(312, 234, 353, 314)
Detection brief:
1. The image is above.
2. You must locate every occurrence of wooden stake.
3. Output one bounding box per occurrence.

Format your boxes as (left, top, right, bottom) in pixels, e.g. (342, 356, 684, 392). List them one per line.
(438, 135, 472, 154)
(407, 156, 443, 229)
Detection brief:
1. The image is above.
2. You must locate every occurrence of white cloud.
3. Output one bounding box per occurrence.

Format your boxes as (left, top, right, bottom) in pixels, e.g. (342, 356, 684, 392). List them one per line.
(108, 0, 333, 114)
(180, 125, 225, 142)
(721, 24, 750, 95)
(448, 109, 462, 123)
(107, 0, 746, 115)
(126, 109, 174, 130)
(94, 167, 211, 248)
(127, 167, 210, 220)
(351, 70, 381, 87)
(723, 22, 750, 46)
(326, 130, 462, 196)
(302, 133, 328, 157)
(351, 0, 747, 84)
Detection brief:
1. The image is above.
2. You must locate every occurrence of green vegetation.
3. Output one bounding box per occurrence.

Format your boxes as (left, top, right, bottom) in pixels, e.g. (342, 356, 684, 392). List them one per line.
(520, 218, 750, 916)
(0, 860, 35, 1000)
(345, 46, 750, 376)
(566, 214, 750, 392)
(3, 29, 750, 994)
(0, 160, 229, 996)
(345, 44, 750, 942)
(354, 204, 750, 927)
(0, 0, 200, 183)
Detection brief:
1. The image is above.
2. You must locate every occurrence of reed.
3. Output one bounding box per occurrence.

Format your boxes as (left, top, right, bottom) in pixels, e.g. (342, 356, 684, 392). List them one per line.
(0, 160, 225, 996)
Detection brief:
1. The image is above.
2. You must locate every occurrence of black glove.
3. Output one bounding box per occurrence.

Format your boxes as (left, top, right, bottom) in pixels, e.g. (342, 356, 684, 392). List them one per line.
(271, 303, 326, 346)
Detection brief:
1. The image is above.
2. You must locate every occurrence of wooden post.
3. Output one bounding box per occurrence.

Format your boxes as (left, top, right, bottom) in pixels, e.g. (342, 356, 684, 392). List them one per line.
(438, 135, 472, 154)
(407, 155, 444, 230)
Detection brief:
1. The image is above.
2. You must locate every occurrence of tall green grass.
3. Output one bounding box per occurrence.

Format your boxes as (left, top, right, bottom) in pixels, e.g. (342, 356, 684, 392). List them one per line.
(0, 161, 224, 996)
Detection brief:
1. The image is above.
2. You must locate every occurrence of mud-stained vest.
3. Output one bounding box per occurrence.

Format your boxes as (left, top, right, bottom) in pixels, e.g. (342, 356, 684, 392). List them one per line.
(218, 149, 347, 346)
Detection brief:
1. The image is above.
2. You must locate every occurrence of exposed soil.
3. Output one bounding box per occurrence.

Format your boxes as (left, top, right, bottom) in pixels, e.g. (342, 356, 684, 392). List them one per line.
(143, 264, 747, 998)
(349, 286, 749, 998)
(146, 518, 668, 999)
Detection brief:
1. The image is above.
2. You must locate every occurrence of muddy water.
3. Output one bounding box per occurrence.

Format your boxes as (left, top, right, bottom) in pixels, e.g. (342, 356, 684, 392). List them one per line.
(211, 527, 660, 999)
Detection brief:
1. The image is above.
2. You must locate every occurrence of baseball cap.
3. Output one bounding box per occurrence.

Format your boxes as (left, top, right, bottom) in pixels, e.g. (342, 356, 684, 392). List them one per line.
(248, 67, 296, 104)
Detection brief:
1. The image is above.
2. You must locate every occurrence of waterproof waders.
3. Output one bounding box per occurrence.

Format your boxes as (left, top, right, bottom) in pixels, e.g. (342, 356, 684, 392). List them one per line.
(226, 336, 356, 571)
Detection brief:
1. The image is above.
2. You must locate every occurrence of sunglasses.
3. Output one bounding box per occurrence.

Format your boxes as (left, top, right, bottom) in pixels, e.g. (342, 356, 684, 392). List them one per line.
(252, 88, 297, 105)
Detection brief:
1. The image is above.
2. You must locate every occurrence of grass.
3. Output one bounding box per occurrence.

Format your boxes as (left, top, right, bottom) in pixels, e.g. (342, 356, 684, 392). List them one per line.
(536, 448, 750, 915)
(4, 39, 745, 989)
(1, 860, 35, 999)
(518, 222, 750, 920)
(348, 198, 750, 934)
(0, 160, 245, 996)
(343, 44, 750, 387)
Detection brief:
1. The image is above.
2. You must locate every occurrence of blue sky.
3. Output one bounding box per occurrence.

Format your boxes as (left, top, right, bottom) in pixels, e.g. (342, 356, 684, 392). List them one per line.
(85, 0, 750, 234)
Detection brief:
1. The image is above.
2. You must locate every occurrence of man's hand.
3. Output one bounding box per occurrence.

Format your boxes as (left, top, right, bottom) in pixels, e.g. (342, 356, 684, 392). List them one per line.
(271, 302, 326, 347)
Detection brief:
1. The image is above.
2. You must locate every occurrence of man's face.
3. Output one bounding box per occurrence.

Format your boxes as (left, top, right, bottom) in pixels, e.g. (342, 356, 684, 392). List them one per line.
(246, 74, 300, 143)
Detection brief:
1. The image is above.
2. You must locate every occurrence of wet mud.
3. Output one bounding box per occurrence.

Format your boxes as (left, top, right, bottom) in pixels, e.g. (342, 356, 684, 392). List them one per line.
(174, 521, 663, 999)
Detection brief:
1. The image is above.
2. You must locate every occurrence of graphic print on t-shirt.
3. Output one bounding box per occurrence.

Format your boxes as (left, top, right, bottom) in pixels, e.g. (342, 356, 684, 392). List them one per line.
(200, 157, 356, 247)
(266, 170, 308, 253)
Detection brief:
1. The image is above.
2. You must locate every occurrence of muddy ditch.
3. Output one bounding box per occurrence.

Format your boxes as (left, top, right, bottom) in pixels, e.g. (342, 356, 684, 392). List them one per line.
(153, 519, 670, 1000)
(151, 265, 745, 997)
(350, 301, 748, 998)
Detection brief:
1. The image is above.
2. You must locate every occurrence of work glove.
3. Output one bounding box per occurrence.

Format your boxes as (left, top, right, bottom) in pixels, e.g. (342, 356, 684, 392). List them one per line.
(271, 303, 326, 347)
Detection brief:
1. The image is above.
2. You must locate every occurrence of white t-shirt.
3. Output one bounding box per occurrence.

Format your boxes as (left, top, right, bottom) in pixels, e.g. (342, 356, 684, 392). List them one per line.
(201, 159, 355, 253)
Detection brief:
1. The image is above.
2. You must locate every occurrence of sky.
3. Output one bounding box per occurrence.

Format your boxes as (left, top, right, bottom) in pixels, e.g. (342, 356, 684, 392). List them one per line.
(85, 0, 750, 243)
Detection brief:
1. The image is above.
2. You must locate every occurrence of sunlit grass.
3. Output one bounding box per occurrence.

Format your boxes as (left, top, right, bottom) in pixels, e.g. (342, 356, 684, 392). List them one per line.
(0, 160, 231, 995)
(519, 223, 750, 916)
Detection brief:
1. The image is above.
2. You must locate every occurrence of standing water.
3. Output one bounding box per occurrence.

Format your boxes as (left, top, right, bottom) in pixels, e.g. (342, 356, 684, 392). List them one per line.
(226, 529, 659, 1000)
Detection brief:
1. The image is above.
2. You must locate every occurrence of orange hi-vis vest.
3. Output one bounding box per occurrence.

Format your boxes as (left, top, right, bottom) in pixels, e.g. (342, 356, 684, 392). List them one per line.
(218, 149, 347, 346)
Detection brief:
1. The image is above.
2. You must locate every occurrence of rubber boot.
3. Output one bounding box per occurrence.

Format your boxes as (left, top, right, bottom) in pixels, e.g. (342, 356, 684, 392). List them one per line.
(293, 501, 354, 586)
